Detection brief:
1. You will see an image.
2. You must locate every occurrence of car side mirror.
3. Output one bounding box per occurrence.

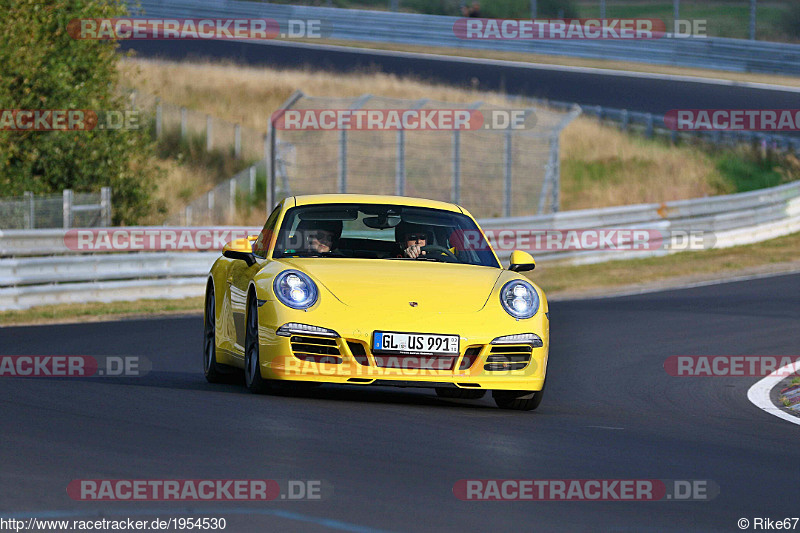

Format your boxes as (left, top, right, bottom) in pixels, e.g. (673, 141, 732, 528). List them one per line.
(223, 236, 259, 267)
(508, 250, 536, 272)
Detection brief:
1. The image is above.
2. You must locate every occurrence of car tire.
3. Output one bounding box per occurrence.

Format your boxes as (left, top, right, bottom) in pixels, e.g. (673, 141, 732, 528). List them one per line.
(435, 387, 486, 400)
(203, 282, 224, 383)
(244, 291, 270, 394)
(492, 382, 545, 411)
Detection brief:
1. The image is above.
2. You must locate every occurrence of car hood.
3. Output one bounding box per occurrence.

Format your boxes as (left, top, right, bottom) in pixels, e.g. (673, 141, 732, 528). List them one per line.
(278, 258, 503, 313)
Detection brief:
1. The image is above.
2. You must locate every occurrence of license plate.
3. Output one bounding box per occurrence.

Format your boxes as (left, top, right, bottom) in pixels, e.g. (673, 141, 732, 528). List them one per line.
(373, 331, 459, 355)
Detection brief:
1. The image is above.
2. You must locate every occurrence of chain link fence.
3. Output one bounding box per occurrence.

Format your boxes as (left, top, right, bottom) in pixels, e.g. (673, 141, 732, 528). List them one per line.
(269, 92, 580, 219)
(124, 89, 580, 224)
(0, 188, 111, 229)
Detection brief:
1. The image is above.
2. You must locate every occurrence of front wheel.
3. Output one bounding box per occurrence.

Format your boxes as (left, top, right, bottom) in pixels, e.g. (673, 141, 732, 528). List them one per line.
(203, 283, 224, 383)
(244, 292, 270, 394)
(492, 383, 545, 411)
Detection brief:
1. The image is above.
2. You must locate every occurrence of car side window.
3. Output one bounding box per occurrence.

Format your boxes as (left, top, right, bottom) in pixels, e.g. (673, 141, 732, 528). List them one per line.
(252, 204, 282, 258)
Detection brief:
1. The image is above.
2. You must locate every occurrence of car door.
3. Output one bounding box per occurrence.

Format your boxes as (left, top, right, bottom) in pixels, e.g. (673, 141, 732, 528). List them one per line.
(229, 203, 283, 354)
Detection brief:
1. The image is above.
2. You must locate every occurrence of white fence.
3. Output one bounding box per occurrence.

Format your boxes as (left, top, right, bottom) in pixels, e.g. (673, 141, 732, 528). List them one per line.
(1, 181, 799, 310)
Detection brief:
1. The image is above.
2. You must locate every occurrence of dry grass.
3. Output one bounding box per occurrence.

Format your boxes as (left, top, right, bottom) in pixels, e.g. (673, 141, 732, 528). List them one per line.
(122, 57, 727, 214)
(153, 158, 220, 218)
(0, 297, 204, 327)
(560, 119, 730, 209)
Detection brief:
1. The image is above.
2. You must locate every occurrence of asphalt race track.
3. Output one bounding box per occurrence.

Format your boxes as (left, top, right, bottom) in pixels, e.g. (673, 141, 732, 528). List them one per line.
(2, 273, 799, 532)
(121, 39, 800, 118)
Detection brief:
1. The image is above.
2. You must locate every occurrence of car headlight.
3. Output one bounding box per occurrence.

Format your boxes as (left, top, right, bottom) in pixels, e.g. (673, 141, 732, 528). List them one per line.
(274, 270, 318, 310)
(500, 280, 539, 319)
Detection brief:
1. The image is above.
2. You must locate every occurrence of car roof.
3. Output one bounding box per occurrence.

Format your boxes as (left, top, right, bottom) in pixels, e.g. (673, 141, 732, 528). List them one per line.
(291, 194, 463, 214)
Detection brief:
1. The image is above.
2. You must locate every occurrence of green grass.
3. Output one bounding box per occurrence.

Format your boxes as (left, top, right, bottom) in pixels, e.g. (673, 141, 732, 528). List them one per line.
(714, 151, 788, 193)
(564, 156, 654, 187)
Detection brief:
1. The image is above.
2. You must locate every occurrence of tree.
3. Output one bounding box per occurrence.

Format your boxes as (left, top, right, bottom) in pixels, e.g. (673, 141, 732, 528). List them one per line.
(0, 0, 163, 224)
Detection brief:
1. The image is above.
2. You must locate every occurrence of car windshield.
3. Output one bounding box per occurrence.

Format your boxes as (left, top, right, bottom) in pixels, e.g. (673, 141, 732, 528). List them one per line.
(273, 203, 500, 268)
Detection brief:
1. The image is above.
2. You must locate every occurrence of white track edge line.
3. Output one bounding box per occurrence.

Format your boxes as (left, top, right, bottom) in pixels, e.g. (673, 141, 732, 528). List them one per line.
(747, 363, 800, 427)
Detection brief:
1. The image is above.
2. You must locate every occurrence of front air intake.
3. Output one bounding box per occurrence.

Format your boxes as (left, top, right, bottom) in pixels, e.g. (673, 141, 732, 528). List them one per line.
(290, 335, 342, 364)
(484, 345, 532, 371)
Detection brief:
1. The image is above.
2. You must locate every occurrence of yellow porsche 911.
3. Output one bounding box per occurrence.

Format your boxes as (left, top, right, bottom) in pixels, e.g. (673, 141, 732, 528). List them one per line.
(204, 194, 549, 410)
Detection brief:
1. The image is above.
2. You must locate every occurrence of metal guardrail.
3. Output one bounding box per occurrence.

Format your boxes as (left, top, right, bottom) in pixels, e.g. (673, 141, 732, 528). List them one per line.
(1, 182, 799, 310)
(128, 0, 800, 77)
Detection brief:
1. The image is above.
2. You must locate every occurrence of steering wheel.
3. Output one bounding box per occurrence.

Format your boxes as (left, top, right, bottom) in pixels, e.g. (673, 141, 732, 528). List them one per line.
(420, 245, 459, 262)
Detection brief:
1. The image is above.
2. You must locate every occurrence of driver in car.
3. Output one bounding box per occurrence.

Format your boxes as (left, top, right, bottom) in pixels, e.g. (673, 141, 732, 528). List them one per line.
(401, 228, 429, 258)
(396, 221, 457, 261)
(297, 219, 343, 254)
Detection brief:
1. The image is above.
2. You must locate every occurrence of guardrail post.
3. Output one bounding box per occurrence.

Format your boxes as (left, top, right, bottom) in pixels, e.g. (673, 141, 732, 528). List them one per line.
(185, 205, 192, 226)
(180, 107, 187, 140)
(645, 113, 654, 138)
(249, 166, 256, 195)
(267, 130, 275, 211)
(451, 129, 461, 205)
(620, 109, 629, 132)
(206, 115, 213, 152)
(234, 123, 241, 158)
(62, 189, 73, 229)
(749, 0, 757, 40)
(503, 130, 512, 218)
(670, 128, 678, 145)
(23, 191, 34, 229)
(155, 98, 162, 139)
(100, 187, 112, 226)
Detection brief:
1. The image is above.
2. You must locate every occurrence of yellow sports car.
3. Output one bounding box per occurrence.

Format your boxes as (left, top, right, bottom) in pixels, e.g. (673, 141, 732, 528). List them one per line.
(204, 194, 549, 410)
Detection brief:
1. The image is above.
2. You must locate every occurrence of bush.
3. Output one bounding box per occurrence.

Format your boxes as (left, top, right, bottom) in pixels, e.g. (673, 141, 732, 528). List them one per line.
(0, 0, 163, 224)
(779, 4, 800, 40)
